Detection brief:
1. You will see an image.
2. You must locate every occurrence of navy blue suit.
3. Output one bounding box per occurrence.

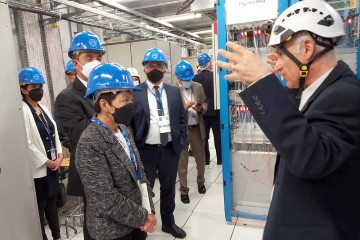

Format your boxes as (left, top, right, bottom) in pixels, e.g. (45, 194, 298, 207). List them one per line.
(240, 61, 360, 240)
(131, 81, 187, 227)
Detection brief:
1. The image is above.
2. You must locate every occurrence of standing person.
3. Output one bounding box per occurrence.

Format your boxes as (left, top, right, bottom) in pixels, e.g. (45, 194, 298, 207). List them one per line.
(19, 67, 63, 240)
(216, 1, 360, 239)
(65, 60, 76, 84)
(127, 67, 141, 86)
(175, 60, 208, 204)
(54, 31, 105, 240)
(76, 63, 157, 240)
(193, 53, 222, 165)
(56, 60, 77, 150)
(131, 48, 187, 239)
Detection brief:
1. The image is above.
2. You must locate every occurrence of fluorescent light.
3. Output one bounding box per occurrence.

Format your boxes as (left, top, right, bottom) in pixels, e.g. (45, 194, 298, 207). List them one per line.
(192, 29, 212, 35)
(159, 13, 201, 23)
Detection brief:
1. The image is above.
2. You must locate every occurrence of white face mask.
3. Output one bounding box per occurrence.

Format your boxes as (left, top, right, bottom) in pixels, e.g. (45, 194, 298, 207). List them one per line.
(182, 81, 192, 89)
(77, 60, 101, 79)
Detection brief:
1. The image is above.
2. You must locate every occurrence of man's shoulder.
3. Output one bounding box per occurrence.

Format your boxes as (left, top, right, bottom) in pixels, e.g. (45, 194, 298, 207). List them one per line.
(194, 70, 212, 81)
(192, 81, 203, 87)
(164, 82, 179, 91)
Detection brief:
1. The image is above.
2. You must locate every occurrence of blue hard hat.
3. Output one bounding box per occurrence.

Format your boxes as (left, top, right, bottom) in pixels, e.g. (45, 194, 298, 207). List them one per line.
(175, 60, 194, 81)
(65, 60, 76, 73)
(198, 53, 211, 67)
(19, 67, 46, 85)
(142, 48, 168, 68)
(85, 62, 142, 99)
(68, 31, 106, 58)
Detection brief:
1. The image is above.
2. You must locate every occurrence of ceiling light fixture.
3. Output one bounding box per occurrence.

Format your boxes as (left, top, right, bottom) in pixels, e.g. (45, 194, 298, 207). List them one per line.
(160, 13, 201, 23)
(192, 29, 212, 35)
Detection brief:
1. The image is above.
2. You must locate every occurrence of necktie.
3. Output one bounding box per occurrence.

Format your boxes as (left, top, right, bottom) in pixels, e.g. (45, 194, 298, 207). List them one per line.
(154, 86, 168, 146)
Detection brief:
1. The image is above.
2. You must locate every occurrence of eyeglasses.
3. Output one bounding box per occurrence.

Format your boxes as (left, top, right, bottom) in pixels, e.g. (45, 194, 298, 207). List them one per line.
(145, 63, 166, 70)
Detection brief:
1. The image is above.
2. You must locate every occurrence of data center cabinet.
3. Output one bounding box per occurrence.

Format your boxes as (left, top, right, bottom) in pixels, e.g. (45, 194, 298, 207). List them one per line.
(217, 0, 360, 224)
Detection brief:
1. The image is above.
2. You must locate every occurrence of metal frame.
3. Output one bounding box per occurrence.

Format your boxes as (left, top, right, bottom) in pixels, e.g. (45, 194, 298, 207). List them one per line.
(217, 0, 297, 223)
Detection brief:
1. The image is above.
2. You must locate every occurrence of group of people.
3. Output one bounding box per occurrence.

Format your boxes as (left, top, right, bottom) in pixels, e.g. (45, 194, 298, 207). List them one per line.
(21, 29, 220, 240)
(20, 1, 360, 240)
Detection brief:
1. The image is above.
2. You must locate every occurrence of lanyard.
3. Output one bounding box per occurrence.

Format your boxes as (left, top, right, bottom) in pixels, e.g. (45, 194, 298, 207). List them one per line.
(90, 117, 141, 181)
(146, 82, 165, 115)
(38, 108, 55, 149)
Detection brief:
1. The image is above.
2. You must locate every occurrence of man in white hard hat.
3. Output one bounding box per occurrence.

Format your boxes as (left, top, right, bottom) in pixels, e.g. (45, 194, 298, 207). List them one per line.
(127, 67, 141, 86)
(217, 1, 360, 239)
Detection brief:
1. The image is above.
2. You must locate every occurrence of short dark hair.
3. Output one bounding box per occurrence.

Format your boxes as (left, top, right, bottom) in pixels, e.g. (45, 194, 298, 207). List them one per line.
(93, 92, 117, 113)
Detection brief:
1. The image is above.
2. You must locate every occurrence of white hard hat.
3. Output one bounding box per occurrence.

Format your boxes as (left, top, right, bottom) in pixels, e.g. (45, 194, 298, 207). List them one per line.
(127, 67, 140, 78)
(268, 0, 345, 47)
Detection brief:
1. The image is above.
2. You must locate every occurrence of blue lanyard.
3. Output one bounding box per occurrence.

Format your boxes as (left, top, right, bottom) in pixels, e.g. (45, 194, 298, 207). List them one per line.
(38, 108, 55, 149)
(90, 117, 141, 181)
(146, 82, 164, 115)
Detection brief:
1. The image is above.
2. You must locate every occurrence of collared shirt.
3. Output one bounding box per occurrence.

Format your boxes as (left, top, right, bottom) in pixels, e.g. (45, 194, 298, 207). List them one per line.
(299, 68, 333, 111)
(78, 76, 88, 88)
(180, 86, 199, 125)
(114, 130, 130, 159)
(145, 80, 172, 144)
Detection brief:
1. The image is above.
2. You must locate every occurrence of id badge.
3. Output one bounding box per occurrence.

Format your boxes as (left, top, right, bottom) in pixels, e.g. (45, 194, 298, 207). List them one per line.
(158, 115, 171, 133)
(50, 147, 56, 160)
(139, 182, 151, 213)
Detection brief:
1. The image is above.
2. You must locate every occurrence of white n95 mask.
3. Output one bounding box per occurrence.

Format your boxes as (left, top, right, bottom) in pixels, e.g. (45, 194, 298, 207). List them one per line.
(79, 60, 101, 79)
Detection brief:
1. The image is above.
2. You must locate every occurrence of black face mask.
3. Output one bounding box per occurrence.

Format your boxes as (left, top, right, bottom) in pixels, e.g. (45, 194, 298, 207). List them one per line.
(146, 69, 164, 84)
(28, 88, 44, 102)
(111, 103, 135, 126)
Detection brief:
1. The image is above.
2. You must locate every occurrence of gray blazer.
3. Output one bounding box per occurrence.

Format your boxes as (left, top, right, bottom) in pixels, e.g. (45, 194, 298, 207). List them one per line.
(76, 122, 155, 240)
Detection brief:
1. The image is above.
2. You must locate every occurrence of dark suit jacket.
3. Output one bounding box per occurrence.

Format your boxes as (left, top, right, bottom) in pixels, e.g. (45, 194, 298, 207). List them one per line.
(240, 61, 360, 240)
(54, 77, 95, 196)
(76, 123, 155, 240)
(131, 82, 187, 155)
(193, 70, 216, 117)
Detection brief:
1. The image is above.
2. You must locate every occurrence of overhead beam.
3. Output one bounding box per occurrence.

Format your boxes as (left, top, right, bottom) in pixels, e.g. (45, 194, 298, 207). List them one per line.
(96, 0, 200, 39)
(53, 0, 202, 45)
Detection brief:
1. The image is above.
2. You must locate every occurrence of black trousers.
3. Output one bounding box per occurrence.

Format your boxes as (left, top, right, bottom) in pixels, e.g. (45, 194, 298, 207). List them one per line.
(203, 110, 222, 163)
(139, 142, 179, 227)
(113, 229, 147, 240)
(35, 177, 61, 240)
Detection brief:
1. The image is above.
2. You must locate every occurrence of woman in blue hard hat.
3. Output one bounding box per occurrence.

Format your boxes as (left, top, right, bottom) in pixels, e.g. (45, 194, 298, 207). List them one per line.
(75, 63, 157, 240)
(65, 60, 76, 84)
(19, 67, 64, 240)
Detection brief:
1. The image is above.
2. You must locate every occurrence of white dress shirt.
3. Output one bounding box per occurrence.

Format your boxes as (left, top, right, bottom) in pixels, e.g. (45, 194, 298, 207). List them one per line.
(78, 76, 87, 87)
(299, 68, 333, 111)
(145, 80, 172, 144)
(181, 86, 199, 126)
(114, 130, 130, 159)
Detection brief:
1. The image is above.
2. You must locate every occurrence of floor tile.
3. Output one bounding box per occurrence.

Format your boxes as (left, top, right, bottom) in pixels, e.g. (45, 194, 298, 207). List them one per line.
(231, 225, 263, 240)
(193, 182, 225, 216)
(182, 212, 235, 240)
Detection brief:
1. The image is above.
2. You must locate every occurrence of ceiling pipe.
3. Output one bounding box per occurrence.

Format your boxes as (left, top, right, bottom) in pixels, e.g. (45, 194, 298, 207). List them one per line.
(95, 0, 201, 39)
(53, 0, 202, 45)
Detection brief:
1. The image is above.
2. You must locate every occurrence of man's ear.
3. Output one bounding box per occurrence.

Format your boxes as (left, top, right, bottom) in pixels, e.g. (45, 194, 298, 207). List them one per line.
(72, 59, 82, 71)
(303, 39, 316, 60)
